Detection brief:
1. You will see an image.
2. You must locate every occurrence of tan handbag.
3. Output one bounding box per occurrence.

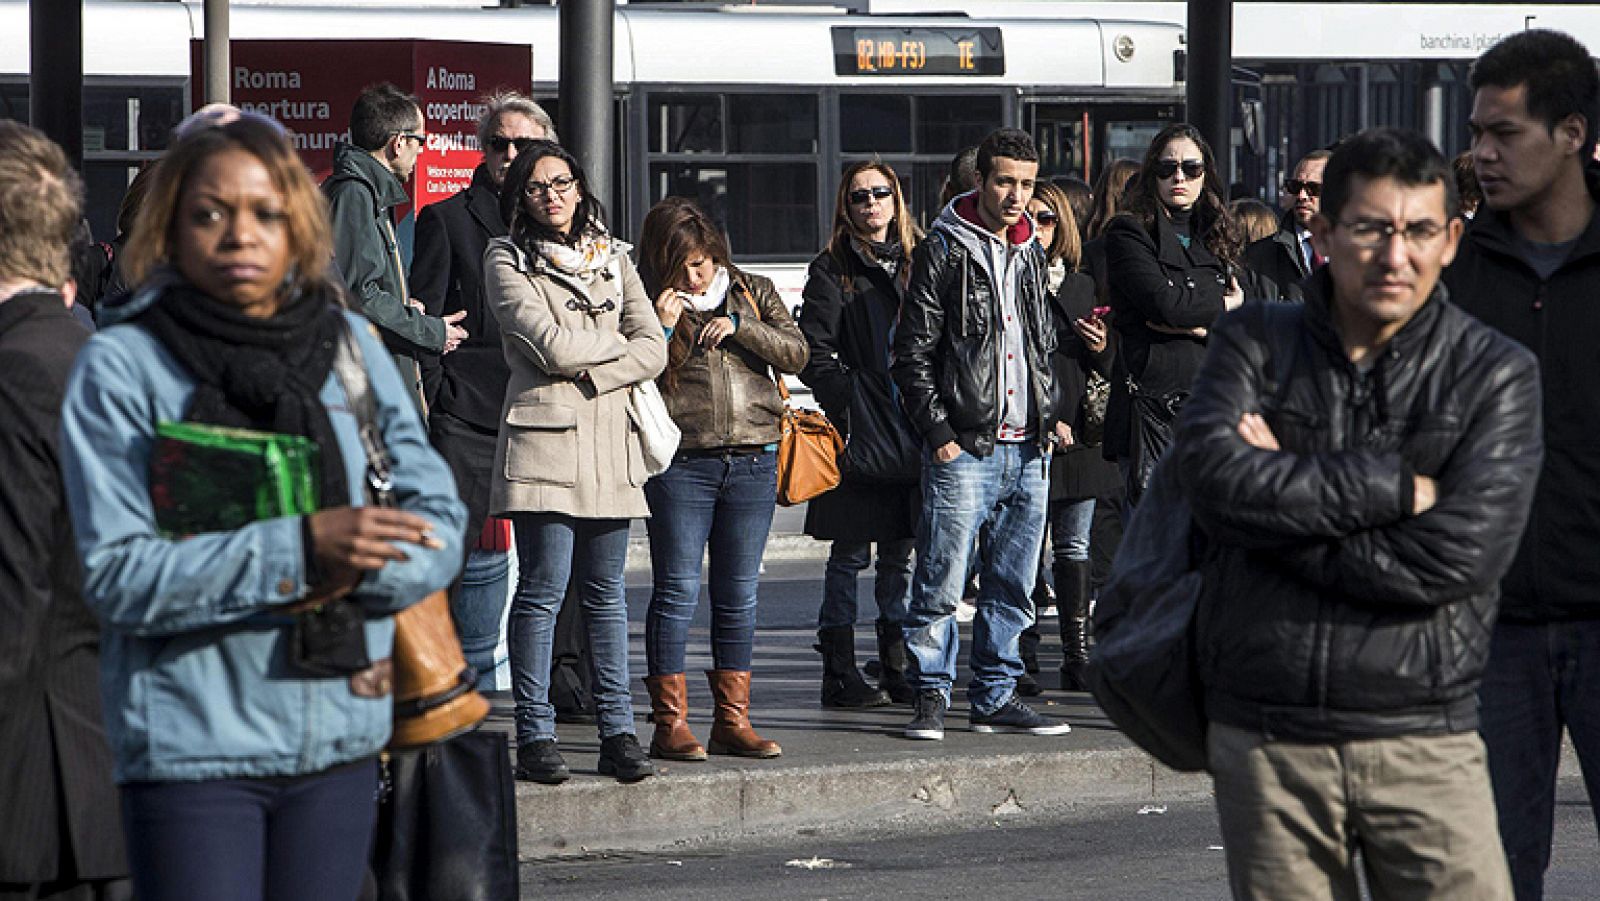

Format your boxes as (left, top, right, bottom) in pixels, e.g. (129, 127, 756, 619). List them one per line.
(773, 374, 844, 506)
(333, 327, 489, 749)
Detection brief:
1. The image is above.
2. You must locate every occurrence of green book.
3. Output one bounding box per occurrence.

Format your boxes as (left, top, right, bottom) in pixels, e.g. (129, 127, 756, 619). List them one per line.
(149, 422, 321, 538)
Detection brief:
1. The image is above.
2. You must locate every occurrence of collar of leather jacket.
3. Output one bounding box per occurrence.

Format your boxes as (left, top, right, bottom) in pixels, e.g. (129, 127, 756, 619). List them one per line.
(1300, 265, 1446, 361)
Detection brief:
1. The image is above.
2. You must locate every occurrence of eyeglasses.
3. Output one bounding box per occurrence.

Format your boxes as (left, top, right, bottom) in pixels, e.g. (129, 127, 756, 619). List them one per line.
(1153, 159, 1205, 180)
(848, 186, 894, 205)
(1033, 209, 1059, 225)
(487, 135, 537, 154)
(1338, 218, 1447, 248)
(391, 131, 427, 146)
(1285, 179, 1322, 198)
(524, 174, 578, 197)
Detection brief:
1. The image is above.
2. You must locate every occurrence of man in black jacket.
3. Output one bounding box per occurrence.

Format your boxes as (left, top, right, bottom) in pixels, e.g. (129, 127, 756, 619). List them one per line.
(1174, 128, 1541, 898)
(891, 128, 1072, 740)
(1444, 30, 1600, 901)
(0, 121, 130, 901)
(1242, 149, 1330, 301)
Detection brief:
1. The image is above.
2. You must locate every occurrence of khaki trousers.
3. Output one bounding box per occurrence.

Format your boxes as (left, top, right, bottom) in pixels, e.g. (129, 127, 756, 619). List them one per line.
(1208, 722, 1512, 901)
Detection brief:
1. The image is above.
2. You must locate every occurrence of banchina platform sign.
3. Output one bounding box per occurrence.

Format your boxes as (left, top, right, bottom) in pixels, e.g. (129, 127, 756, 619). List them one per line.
(188, 40, 533, 214)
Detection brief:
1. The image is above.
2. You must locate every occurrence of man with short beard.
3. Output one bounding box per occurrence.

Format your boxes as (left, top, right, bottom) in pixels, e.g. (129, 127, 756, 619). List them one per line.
(891, 127, 1073, 740)
(1243, 149, 1330, 301)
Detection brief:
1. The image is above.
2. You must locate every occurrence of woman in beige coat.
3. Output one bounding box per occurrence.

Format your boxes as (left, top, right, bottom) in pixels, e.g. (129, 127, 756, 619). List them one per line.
(485, 141, 666, 785)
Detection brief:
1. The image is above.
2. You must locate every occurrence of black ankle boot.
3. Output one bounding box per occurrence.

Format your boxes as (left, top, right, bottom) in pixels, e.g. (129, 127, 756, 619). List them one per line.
(1057, 560, 1092, 692)
(817, 626, 892, 708)
(875, 620, 915, 704)
(598, 733, 655, 783)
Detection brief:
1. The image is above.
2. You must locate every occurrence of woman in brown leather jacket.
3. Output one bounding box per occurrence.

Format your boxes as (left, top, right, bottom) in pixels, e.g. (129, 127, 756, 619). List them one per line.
(636, 198, 809, 762)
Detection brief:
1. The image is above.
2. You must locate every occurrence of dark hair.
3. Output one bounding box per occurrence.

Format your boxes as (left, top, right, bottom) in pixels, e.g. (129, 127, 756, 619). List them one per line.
(1053, 175, 1093, 240)
(1123, 123, 1242, 267)
(1471, 29, 1600, 159)
(638, 197, 740, 390)
(826, 160, 918, 279)
(975, 128, 1039, 181)
(1296, 148, 1333, 169)
(1320, 127, 1458, 224)
(940, 146, 980, 206)
(1453, 150, 1482, 217)
(498, 139, 608, 250)
(1086, 158, 1139, 239)
(1030, 180, 1082, 271)
(349, 83, 421, 152)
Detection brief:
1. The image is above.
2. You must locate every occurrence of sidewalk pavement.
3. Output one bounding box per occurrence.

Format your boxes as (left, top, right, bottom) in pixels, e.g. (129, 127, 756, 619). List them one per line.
(488, 619, 1211, 860)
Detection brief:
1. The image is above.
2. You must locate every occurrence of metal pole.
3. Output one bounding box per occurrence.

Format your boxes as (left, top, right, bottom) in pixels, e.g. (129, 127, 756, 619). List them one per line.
(205, 0, 231, 104)
(560, 0, 615, 217)
(30, 0, 84, 170)
(1186, 0, 1233, 188)
(1422, 67, 1445, 152)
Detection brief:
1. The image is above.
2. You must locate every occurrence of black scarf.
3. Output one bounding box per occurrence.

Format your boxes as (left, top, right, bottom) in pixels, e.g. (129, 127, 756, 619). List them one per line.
(136, 278, 350, 509)
(854, 236, 906, 278)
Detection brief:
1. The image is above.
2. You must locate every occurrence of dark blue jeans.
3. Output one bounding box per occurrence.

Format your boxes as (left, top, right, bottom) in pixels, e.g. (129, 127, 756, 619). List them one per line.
(1479, 619, 1600, 900)
(644, 450, 777, 675)
(904, 442, 1048, 714)
(817, 539, 914, 630)
(508, 513, 635, 743)
(120, 759, 377, 901)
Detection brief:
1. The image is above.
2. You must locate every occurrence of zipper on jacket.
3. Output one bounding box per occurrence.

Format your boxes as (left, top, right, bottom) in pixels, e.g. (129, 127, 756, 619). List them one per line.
(1530, 278, 1549, 606)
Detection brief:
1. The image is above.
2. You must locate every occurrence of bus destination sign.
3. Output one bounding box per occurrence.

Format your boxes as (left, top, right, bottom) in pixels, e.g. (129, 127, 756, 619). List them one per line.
(832, 27, 1004, 77)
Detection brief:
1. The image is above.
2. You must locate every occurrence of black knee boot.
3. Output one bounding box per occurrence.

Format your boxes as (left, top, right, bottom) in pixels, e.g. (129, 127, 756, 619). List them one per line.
(874, 620, 915, 704)
(817, 626, 892, 708)
(1057, 560, 1092, 691)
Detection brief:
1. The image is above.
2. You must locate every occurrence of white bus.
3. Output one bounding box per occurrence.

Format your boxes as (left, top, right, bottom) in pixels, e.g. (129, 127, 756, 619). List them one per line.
(0, 0, 1186, 300)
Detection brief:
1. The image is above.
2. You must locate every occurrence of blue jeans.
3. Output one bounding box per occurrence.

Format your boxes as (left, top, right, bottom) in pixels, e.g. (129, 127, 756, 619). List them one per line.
(121, 759, 377, 901)
(644, 450, 777, 675)
(1479, 619, 1600, 900)
(507, 513, 634, 743)
(1050, 497, 1095, 564)
(904, 442, 1049, 714)
(455, 547, 512, 691)
(817, 538, 915, 630)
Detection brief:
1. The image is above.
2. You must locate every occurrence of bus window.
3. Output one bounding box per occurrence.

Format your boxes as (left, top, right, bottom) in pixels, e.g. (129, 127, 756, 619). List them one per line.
(917, 95, 1003, 155)
(728, 94, 818, 154)
(651, 161, 818, 257)
(840, 94, 912, 154)
(649, 94, 723, 154)
(1104, 120, 1166, 168)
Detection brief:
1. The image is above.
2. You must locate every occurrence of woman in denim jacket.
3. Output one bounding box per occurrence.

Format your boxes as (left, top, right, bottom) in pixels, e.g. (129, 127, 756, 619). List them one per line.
(59, 117, 466, 901)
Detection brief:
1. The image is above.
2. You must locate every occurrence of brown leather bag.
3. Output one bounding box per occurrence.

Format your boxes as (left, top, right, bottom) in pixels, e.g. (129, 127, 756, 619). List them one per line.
(389, 590, 490, 749)
(772, 374, 844, 506)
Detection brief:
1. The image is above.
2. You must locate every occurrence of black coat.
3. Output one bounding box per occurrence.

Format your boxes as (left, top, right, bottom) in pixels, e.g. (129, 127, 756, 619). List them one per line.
(0, 292, 127, 884)
(1443, 177, 1600, 623)
(1243, 212, 1311, 302)
(1101, 212, 1229, 458)
(1174, 276, 1542, 741)
(798, 245, 919, 542)
(412, 165, 511, 431)
(1048, 272, 1120, 502)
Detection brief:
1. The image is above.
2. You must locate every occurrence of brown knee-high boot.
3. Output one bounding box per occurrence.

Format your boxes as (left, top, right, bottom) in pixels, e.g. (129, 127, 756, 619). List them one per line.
(645, 673, 707, 761)
(705, 670, 782, 758)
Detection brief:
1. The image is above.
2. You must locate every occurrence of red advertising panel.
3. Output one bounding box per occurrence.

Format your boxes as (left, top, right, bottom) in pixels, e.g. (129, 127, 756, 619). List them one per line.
(190, 39, 532, 214)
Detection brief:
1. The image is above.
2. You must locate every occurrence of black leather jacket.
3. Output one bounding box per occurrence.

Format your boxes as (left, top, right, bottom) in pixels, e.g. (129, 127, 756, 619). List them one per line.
(891, 204, 1066, 457)
(1174, 273, 1543, 741)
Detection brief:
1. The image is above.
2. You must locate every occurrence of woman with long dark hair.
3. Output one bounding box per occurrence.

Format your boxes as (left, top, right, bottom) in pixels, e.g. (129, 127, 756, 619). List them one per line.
(638, 198, 807, 761)
(59, 116, 466, 901)
(485, 140, 666, 784)
(798, 161, 922, 707)
(1103, 124, 1244, 505)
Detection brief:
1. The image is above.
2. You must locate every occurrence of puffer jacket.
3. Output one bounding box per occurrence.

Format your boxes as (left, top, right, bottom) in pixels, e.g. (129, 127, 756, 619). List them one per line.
(60, 295, 466, 783)
(1173, 272, 1542, 741)
(1443, 172, 1600, 622)
(660, 273, 808, 451)
(891, 195, 1066, 457)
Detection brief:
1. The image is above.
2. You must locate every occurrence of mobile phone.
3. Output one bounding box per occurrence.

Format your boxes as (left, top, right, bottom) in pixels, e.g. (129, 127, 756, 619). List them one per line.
(1090, 305, 1112, 319)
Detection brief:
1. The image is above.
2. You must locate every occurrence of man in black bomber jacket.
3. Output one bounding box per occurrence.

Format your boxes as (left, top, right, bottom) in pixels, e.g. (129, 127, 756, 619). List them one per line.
(1172, 129, 1542, 898)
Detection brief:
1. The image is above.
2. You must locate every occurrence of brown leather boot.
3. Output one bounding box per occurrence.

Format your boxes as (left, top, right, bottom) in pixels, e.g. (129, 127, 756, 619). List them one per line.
(644, 673, 707, 761)
(704, 670, 782, 758)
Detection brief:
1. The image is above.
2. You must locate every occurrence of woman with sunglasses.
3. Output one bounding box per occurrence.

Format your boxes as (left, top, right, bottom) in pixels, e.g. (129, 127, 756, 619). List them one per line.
(798, 162, 922, 708)
(485, 140, 666, 784)
(637, 198, 807, 761)
(1103, 123, 1244, 506)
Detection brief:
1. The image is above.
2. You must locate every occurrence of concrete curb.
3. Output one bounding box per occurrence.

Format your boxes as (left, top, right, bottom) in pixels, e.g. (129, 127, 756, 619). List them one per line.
(625, 532, 829, 571)
(515, 746, 1212, 859)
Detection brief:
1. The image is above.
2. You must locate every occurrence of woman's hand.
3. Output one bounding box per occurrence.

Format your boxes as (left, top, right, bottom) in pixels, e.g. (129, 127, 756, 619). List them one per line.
(1223, 278, 1245, 311)
(305, 507, 443, 592)
(654, 289, 684, 329)
(1071, 315, 1108, 353)
(698, 316, 737, 349)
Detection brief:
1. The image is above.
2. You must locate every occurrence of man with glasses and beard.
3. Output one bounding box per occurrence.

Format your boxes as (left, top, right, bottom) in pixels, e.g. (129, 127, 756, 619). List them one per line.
(1243, 149, 1331, 301)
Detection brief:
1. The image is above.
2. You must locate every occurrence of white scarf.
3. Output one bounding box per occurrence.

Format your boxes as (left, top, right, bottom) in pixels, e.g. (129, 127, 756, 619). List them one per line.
(681, 266, 731, 312)
(535, 227, 615, 281)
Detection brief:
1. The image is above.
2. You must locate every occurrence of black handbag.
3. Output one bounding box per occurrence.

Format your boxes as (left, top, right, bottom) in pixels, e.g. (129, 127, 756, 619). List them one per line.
(1124, 384, 1188, 507)
(371, 728, 521, 901)
(1087, 455, 1208, 772)
(839, 371, 922, 484)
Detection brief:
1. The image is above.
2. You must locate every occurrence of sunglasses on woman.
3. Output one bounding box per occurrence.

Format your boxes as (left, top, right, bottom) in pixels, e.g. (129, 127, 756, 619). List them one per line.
(849, 186, 894, 205)
(1153, 159, 1206, 180)
(487, 135, 537, 154)
(1033, 209, 1060, 225)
